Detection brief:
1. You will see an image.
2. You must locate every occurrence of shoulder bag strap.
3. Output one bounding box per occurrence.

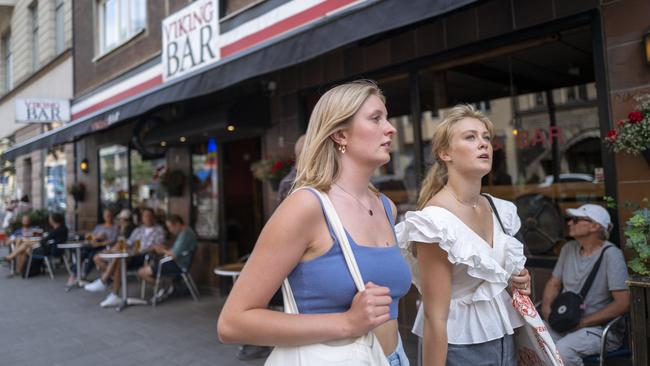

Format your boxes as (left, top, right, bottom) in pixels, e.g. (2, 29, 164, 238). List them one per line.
(279, 187, 366, 315)
(579, 245, 612, 299)
(315, 190, 366, 292)
(482, 193, 507, 234)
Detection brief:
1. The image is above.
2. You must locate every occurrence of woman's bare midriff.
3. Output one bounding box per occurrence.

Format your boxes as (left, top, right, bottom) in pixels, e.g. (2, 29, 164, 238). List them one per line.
(374, 319, 399, 356)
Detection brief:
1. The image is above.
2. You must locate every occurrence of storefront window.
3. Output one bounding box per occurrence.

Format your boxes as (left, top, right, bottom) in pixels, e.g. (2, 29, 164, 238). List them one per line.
(99, 145, 129, 212)
(44, 146, 66, 211)
(191, 139, 219, 239)
(130, 150, 167, 213)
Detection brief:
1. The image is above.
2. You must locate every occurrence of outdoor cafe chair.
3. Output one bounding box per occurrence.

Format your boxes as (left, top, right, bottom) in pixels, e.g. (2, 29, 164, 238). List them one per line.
(582, 315, 631, 366)
(148, 251, 200, 307)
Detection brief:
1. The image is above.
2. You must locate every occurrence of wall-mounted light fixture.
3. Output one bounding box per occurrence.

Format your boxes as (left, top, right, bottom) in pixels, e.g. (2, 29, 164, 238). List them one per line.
(227, 125, 236, 132)
(643, 29, 650, 66)
(79, 159, 89, 174)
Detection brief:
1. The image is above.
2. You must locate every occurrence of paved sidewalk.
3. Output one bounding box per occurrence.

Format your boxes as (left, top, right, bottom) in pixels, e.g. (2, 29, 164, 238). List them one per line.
(0, 262, 265, 366)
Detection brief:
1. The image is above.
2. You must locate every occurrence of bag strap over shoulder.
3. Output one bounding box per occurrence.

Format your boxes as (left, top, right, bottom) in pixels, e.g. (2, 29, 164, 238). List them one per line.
(280, 187, 366, 315)
(579, 245, 612, 299)
(482, 193, 507, 234)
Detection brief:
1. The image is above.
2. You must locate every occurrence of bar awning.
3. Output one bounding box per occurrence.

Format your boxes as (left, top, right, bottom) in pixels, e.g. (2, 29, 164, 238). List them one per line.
(2, 0, 478, 161)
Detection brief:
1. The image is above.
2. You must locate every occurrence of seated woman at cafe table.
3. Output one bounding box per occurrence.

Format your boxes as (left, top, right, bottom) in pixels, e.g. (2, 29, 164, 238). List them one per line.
(3, 213, 68, 276)
(67, 208, 119, 286)
(84, 207, 165, 308)
(88, 209, 136, 279)
(4, 214, 41, 248)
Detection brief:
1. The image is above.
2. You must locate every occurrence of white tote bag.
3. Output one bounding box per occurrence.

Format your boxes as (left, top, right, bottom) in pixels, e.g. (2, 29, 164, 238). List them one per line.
(265, 189, 390, 366)
(511, 290, 564, 366)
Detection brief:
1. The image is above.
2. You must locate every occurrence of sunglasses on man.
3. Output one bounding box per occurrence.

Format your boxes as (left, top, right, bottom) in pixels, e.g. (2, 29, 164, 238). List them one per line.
(566, 216, 594, 225)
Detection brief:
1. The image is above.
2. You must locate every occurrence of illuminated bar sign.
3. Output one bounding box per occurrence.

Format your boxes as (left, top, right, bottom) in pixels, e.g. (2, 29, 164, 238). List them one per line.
(15, 98, 71, 123)
(162, 0, 219, 81)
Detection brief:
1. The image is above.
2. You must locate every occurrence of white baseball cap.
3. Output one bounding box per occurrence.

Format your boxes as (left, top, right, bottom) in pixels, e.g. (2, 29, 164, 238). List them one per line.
(566, 204, 611, 230)
(117, 209, 132, 219)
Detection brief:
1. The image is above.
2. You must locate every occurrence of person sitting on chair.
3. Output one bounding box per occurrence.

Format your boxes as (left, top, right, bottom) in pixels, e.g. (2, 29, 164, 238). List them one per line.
(67, 209, 119, 286)
(138, 214, 197, 302)
(4, 213, 67, 276)
(541, 204, 630, 366)
(85, 208, 165, 308)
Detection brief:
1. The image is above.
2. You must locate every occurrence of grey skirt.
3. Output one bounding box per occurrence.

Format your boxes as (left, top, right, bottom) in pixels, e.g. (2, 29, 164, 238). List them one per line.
(446, 334, 516, 366)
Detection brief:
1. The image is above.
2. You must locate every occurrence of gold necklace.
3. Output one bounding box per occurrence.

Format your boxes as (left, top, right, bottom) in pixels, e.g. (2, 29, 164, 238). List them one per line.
(333, 183, 375, 216)
(446, 186, 480, 209)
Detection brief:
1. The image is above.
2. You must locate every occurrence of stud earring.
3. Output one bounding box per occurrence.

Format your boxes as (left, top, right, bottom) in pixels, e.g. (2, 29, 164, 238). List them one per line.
(338, 144, 347, 154)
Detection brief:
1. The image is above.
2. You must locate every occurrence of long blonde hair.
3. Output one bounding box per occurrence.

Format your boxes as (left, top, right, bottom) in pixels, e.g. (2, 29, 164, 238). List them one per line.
(293, 80, 385, 192)
(417, 104, 495, 209)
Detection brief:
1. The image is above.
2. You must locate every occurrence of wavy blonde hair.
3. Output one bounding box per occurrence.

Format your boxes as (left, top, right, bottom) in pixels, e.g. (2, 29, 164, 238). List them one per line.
(293, 80, 385, 192)
(417, 104, 495, 209)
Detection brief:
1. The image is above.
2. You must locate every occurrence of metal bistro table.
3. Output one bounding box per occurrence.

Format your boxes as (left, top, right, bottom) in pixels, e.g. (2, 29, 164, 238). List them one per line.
(98, 251, 147, 312)
(58, 242, 89, 290)
(213, 262, 246, 282)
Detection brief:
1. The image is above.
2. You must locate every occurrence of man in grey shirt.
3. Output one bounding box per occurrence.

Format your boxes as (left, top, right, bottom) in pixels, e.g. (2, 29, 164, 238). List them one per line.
(542, 204, 630, 366)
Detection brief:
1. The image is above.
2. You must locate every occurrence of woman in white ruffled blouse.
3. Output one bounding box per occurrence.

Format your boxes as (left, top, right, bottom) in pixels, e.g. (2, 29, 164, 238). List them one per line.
(395, 105, 532, 366)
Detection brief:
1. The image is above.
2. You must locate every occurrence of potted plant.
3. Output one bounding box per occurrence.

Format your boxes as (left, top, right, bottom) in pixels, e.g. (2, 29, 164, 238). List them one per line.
(250, 157, 294, 190)
(67, 182, 86, 202)
(613, 197, 650, 365)
(160, 169, 186, 197)
(605, 94, 650, 165)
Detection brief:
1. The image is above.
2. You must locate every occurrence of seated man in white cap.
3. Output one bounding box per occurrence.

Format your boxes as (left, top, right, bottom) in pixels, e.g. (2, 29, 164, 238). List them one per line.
(541, 204, 630, 366)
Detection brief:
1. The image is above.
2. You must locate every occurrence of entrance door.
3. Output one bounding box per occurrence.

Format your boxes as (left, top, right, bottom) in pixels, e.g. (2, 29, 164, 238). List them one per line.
(222, 137, 263, 263)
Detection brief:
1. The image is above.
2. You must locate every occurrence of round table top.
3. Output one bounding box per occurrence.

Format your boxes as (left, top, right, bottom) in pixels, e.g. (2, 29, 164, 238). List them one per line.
(58, 242, 86, 249)
(98, 252, 130, 259)
(214, 262, 245, 277)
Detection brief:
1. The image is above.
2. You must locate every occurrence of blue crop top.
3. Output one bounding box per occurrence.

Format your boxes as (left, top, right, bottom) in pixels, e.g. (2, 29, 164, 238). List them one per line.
(287, 189, 412, 319)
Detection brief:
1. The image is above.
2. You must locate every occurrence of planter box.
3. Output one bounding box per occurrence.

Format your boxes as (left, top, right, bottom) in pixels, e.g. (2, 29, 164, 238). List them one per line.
(628, 275, 650, 366)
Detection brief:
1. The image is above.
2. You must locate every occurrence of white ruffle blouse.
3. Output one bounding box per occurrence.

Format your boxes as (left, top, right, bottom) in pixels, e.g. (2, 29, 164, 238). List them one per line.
(395, 195, 526, 345)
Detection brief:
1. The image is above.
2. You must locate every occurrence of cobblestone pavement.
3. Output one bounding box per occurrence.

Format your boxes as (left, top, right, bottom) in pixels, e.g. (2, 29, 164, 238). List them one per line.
(0, 255, 419, 366)
(0, 259, 265, 366)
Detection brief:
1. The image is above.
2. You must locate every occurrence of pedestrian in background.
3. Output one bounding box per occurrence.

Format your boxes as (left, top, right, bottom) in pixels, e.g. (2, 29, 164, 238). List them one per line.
(218, 80, 412, 364)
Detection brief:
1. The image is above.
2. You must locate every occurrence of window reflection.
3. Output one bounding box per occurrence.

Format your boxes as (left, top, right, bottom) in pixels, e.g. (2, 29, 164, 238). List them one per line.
(129, 150, 167, 213)
(192, 146, 219, 239)
(44, 146, 66, 212)
(99, 145, 128, 212)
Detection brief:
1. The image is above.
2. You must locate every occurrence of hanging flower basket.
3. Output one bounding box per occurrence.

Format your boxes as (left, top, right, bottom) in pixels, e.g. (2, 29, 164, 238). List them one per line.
(160, 169, 186, 197)
(605, 95, 650, 166)
(67, 182, 86, 202)
(250, 157, 294, 191)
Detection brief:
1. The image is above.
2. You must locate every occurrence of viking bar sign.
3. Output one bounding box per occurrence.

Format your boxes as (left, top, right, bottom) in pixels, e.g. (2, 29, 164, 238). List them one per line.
(15, 98, 71, 123)
(162, 0, 220, 81)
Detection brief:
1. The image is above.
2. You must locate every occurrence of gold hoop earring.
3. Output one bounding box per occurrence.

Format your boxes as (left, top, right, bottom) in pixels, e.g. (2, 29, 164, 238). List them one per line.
(338, 144, 347, 154)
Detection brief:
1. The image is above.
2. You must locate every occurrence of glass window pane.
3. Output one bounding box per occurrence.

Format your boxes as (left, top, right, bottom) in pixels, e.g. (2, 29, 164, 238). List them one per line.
(129, 150, 167, 213)
(130, 0, 146, 33)
(99, 145, 129, 212)
(55, 0, 65, 54)
(102, 0, 118, 51)
(44, 147, 66, 212)
(118, 0, 129, 41)
(192, 141, 219, 239)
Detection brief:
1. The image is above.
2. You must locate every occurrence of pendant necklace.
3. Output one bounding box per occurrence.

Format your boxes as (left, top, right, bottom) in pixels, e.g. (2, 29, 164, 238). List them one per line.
(446, 185, 480, 209)
(333, 183, 375, 216)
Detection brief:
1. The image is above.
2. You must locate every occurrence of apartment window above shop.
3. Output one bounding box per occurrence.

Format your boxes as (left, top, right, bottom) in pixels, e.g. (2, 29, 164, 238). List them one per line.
(30, 1, 39, 70)
(2, 32, 12, 92)
(97, 0, 146, 55)
(220, 0, 264, 18)
(55, 0, 65, 54)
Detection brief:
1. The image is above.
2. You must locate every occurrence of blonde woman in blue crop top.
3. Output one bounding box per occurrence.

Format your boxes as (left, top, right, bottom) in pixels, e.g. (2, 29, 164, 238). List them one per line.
(218, 80, 412, 365)
(396, 105, 532, 366)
